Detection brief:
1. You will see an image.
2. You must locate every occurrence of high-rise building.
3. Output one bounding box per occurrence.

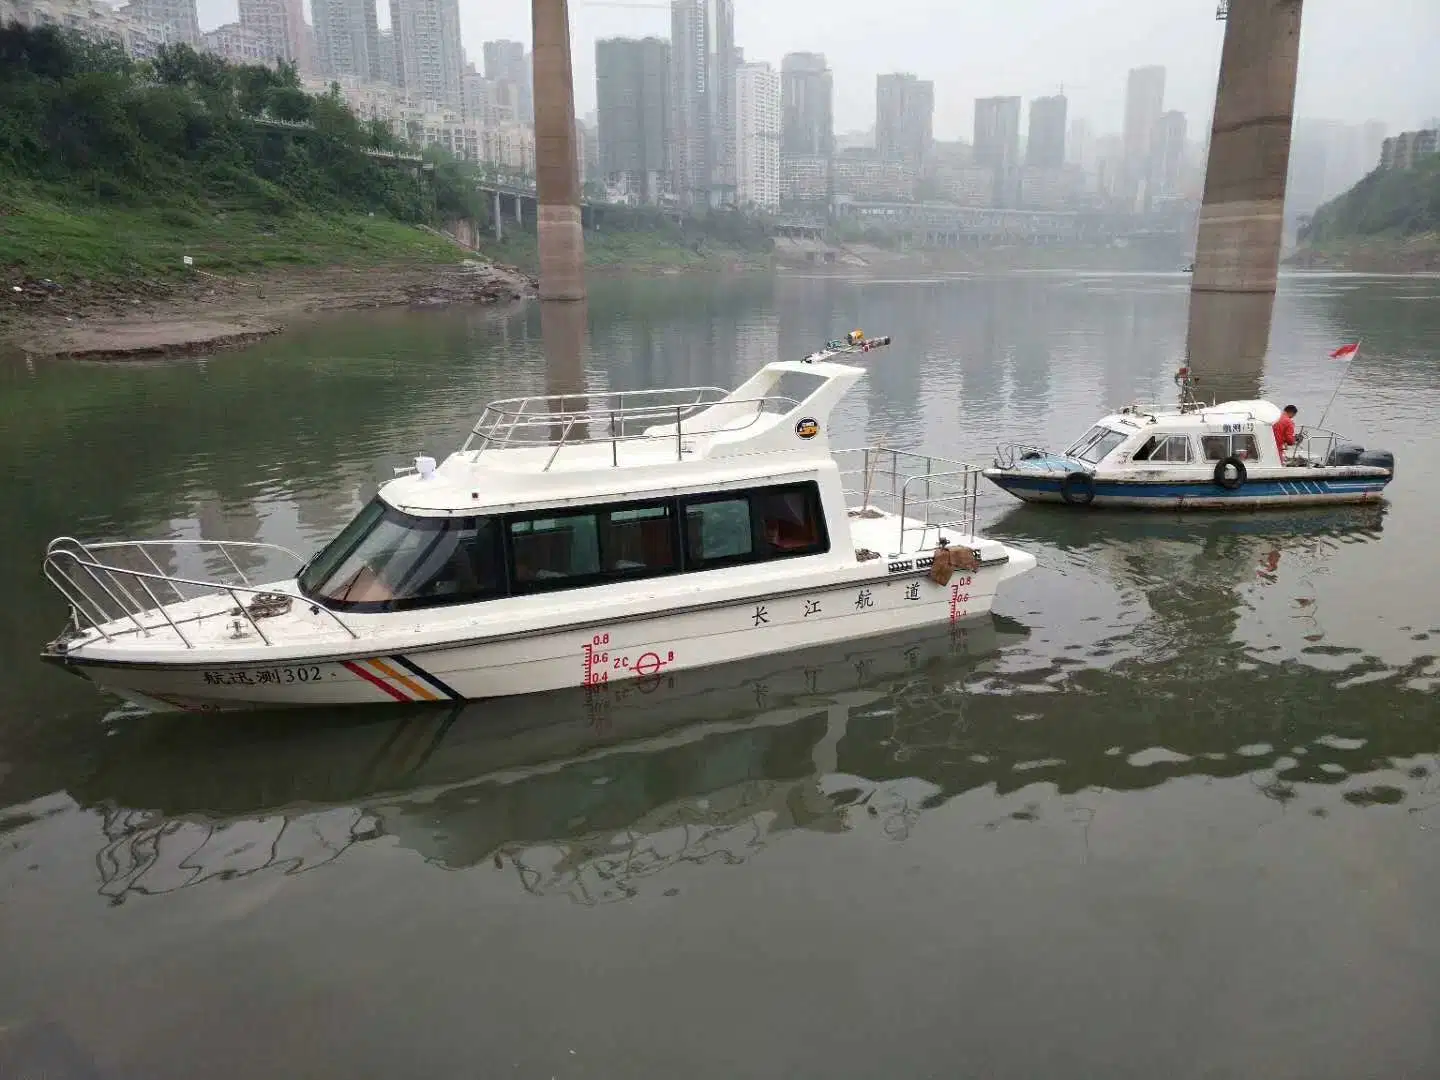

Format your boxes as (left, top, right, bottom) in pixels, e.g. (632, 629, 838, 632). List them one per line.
(1286, 118, 1331, 216)
(577, 117, 601, 185)
(376, 27, 395, 84)
(735, 60, 780, 209)
(669, 0, 708, 206)
(708, 0, 736, 207)
(462, 64, 491, 123)
(1068, 116, 1096, 175)
(780, 52, 833, 159)
(120, 0, 198, 44)
(667, 0, 735, 207)
(237, 0, 310, 71)
(313, 0, 381, 82)
(1122, 64, 1166, 205)
(483, 40, 525, 80)
(596, 36, 671, 203)
(484, 40, 533, 125)
(1151, 109, 1187, 196)
(390, 0, 462, 107)
(1026, 94, 1067, 169)
(875, 72, 933, 168)
(201, 22, 272, 65)
(973, 95, 1020, 205)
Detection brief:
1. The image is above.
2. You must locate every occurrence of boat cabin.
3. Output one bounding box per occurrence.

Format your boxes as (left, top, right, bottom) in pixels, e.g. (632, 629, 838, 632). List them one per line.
(293, 360, 876, 616)
(1064, 400, 1287, 473)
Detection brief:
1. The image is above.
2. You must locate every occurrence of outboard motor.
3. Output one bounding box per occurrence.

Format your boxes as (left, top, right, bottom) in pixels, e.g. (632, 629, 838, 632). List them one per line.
(1356, 449, 1395, 474)
(1326, 442, 1365, 467)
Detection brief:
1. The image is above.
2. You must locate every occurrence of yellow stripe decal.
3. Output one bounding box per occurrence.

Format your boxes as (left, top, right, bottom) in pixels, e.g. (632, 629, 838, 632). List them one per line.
(366, 658, 439, 702)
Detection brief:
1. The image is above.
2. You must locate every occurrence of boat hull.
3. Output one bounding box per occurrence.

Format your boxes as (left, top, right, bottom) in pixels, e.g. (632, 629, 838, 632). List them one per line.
(47, 559, 1034, 714)
(982, 469, 1392, 510)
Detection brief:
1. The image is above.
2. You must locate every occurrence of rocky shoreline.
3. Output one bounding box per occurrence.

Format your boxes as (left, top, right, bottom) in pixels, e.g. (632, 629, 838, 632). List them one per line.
(1284, 234, 1440, 275)
(0, 259, 537, 361)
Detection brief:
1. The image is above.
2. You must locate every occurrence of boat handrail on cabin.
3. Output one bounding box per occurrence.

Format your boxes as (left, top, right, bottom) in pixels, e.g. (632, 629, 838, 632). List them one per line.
(1116, 400, 1207, 419)
(457, 357, 868, 470)
(461, 385, 801, 462)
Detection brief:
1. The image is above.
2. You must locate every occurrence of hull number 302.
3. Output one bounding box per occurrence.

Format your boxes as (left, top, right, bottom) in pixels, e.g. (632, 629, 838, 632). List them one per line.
(202, 665, 323, 686)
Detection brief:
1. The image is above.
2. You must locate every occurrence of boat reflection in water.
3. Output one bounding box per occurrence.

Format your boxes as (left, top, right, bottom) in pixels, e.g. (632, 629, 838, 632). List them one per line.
(79, 616, 1029, 905)
(74, 502, 1432, 909)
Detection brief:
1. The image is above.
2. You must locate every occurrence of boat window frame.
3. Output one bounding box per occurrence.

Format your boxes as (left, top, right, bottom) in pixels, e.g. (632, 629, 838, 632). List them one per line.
(680, 480, 831, 572)
(506, 497, 682, 596)
(1065, 425, 1111, 459)
(1072, 427, 1128, 465)
(300, 480, 833, 613)
(296, 498, 507, 614)
(1134, 434, 1194, 463)
(1202, 433, 1262, 462)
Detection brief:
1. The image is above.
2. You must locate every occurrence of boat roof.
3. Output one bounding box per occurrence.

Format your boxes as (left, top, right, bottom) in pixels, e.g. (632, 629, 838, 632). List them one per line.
(1102, 398, 1283, 429)
(382, 359, 863, 514)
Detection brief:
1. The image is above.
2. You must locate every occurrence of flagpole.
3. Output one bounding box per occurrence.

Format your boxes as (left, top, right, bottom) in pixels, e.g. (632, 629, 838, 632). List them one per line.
(1316, 338, 1362, 430)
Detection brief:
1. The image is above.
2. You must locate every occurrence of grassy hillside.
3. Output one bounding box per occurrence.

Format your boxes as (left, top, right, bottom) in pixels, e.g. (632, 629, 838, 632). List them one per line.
(0, 21, 773, 302)
(1289, 155, 1440, 271)
(0, 23, 484, 287)
(2, 188, 462, 285)
(1301, 155, 1440, 243)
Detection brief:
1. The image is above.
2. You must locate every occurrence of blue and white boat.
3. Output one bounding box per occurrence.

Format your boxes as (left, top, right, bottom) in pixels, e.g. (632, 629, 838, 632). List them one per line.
(983, 381, 1395, 511)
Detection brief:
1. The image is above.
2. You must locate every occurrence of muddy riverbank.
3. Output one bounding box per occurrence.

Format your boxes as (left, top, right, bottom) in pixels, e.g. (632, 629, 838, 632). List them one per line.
(0, 259, 536, 361)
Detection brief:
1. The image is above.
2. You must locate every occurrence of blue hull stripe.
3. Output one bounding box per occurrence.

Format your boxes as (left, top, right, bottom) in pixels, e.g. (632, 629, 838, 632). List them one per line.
(990, 475, 1389, 501)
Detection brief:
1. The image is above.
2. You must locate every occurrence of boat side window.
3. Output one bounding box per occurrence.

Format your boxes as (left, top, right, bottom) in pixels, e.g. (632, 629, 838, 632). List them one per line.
(1132, 436, 1161, 461)
(683, 496, 754, 567)
(1203, 433, 1260, 461)
(298, 500, 503, 613)
(602, 503, 678, 578)
(754, 485, 828, 557)
(509, 501, 681, 593)
(682, 482, 829, 570)
(509, 511, 602, 592)
(1158, 435, 1192, 463)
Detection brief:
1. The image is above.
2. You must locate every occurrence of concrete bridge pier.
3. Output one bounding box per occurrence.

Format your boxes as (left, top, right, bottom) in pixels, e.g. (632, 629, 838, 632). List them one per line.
(532, 0, 586, 302)
(1186, 0, 1304, 399)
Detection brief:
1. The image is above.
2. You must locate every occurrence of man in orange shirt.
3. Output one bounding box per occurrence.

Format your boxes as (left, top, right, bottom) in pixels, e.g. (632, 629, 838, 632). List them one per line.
(1274, 404, 1299, 459)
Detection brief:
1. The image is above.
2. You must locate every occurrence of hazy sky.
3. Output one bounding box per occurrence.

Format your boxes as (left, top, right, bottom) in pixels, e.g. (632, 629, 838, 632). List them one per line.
(198, 0, 1439, 138)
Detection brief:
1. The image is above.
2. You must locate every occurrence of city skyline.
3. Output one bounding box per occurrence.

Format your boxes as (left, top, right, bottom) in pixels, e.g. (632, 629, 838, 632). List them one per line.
(187, 0, 1435, 137)
(177, 0, 1440, 144)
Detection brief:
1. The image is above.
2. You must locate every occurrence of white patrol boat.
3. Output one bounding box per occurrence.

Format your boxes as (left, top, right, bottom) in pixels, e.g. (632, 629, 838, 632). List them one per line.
(42, 332, 1036, 714)
(984, 368, 1395, 510)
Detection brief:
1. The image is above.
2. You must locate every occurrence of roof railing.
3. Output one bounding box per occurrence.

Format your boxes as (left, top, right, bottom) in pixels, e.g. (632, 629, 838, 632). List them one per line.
(460, 386, 803, 468)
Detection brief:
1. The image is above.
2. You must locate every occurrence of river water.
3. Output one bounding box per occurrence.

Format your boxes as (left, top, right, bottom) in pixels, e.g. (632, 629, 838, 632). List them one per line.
(2, 270, 1438, 1078)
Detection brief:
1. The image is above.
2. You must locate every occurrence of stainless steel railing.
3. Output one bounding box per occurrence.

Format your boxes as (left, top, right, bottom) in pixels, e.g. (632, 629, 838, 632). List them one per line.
(43, 538, 357, 649)
(460, 387, 803, 468)
(835, 447, 983, 554)
(992, 442, 1058, 469)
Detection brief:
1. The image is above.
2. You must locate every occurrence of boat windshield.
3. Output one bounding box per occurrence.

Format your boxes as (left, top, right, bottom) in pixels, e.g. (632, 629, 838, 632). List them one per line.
(297, 498, 502, 613)
(1066, 425, 1128, 465)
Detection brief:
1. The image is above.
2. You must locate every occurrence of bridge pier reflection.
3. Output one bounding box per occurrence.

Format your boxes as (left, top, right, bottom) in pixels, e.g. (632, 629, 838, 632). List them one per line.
(1184, 290, 1274, 402)
(540, 297, 590, 441)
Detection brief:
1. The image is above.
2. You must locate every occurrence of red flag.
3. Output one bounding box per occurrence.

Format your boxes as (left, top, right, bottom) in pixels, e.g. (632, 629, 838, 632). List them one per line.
(1330, 343, 1359, 360)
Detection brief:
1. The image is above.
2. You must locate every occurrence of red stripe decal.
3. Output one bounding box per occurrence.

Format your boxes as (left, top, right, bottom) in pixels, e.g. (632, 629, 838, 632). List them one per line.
(342, 660, 409, 702)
